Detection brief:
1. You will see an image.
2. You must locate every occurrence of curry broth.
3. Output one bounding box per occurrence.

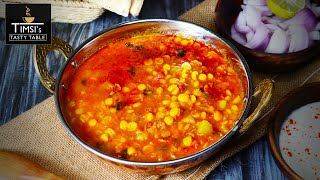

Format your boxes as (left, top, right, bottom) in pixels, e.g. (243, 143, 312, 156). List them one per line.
(62, 34, 245, 162)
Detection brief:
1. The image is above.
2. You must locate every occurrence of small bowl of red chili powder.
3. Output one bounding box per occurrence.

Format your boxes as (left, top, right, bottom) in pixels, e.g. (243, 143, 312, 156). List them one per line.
(268, 82, 320, 179)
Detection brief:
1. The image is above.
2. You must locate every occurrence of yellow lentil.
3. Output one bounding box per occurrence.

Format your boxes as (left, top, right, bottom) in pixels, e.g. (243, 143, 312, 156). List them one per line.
(181, 39, 189, 46)
(88, 119, 97, 127)
(145, 112, 154, 122)
(120, 120, 128, 130)
(144, 59, 153, 66)
(155, 57, 164, 64)
(198, 74, 207, 81)
(164, 116, 174, 125)
(127, 147, 137, 155)
(181, 62, 192, 70)
(137, 84, 147, 91)
(170, 107, 180, 117)
(182, 136, 192, 146)
(100, 134, 109, 141)
(127, 122, 138, 131)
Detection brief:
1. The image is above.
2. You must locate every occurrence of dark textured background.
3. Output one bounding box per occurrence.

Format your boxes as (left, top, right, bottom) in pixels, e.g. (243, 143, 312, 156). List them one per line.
(0, 0, 286, 179)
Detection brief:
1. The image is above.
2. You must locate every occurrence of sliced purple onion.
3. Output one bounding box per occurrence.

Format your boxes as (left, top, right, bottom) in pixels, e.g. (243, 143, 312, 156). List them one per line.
(265, 24, 281, 32)
(309, 31, 320, 40)
(243, 0, 266, 6)
(254, 5, 273, 16)
(262, 16, 283, 25)
(246, 30, 255, 41)
(287, 24, 309, 52)
(234, 10, 252, 33)
(231, 25, 247, 45)
(279, 8, 318, 32)
(245, 25, 271, 50)
(232, 1, 319, 53)
(246, 5, 263, 31)
(242, 3, 272, 15)
(265, 28, 289, 53)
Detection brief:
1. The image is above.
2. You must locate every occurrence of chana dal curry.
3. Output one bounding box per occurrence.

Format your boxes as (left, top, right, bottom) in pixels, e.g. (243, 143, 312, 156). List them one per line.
(64, 34, 245, 162)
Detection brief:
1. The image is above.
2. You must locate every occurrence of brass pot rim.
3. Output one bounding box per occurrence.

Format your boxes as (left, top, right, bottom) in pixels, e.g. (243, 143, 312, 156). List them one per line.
(53, 19, 254, 168)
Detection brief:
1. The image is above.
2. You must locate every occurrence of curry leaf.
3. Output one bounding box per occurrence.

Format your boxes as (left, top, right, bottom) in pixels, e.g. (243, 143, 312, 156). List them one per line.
(143, 89, 152, 95)
(127, 66, 136, 77)
(176, 49, 186, 57)
(116, 102, 126, 110)
(125, 42, 134, 48)
(136, 45, 143, 50)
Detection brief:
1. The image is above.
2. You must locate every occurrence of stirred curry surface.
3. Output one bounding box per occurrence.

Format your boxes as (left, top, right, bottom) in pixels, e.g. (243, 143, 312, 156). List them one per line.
(63, 34, 245, 162)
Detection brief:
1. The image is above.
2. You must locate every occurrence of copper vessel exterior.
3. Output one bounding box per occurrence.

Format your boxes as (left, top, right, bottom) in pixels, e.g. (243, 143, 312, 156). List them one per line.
(34, 19, 273, 174)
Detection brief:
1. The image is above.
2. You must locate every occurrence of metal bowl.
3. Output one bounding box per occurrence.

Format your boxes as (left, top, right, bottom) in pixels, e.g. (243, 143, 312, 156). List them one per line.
(33, 19, 273, 174)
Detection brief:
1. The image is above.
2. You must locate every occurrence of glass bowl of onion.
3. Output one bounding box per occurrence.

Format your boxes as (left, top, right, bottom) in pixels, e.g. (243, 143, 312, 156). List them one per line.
(215, 0, 320, 73)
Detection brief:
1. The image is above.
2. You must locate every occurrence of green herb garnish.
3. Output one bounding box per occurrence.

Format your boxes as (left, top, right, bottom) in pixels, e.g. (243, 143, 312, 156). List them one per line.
(143, 89, 153, 95)
(81, 79, 86, 85)
(116, 102, 125, 110)
(125, 42, 134, 48)
(160, 145, 168, 150)
(204, 93, 211, 99)
(136, 45, 143, 50)
(176, 49, 186, 57)
(121, 149, 128, 159)
(127, 66, 136, 77)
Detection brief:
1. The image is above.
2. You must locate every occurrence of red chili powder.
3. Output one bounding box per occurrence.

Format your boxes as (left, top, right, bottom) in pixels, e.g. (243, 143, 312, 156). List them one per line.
(286, 129, 292, 136)
(289, 119, 296, 125)
(305, 148, 311, 155)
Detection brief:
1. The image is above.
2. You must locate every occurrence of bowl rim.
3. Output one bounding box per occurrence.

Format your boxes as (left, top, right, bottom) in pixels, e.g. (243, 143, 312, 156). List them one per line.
(54, 19, 254, 166)
(267, 82, 320, 179)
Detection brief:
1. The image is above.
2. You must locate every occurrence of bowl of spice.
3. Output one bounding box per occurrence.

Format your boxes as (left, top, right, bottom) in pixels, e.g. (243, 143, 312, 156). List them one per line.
(268, 82, 320, 179)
